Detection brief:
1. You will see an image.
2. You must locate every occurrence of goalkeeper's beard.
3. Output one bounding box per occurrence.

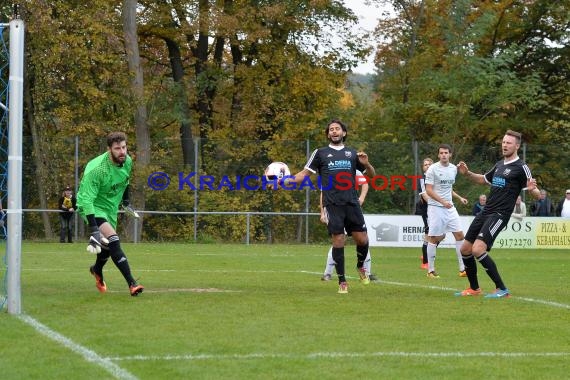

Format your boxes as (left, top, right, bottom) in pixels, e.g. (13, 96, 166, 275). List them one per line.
(111, 152, 126, 166)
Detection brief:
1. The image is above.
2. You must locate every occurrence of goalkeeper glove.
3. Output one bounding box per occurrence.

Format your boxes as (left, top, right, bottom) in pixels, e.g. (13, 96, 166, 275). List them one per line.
(87, 226, 102, 254)
(122, 204, 140, 219)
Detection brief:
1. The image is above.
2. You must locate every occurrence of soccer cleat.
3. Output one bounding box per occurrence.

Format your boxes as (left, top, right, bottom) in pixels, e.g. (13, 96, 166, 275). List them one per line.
(454, 288, 482, 297)
(368, 273, 379, 282)
(338, 282, 348, 294)
(426, 271, 440, 279)
(459, 271, 467, 277)
(484, 288, 510, 299)
(129, 284, 144, 296)
(357, 267, 370, 285)
(420, 263, 428, 270)
(321, 274, 332, 281)
(89, 266, 107, 293)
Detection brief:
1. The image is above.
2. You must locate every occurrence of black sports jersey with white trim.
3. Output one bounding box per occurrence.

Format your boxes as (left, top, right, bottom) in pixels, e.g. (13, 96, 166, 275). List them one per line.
(415, 176, 428, 216)
(305, 145, 366, 206)
(482, 157, 532, 216)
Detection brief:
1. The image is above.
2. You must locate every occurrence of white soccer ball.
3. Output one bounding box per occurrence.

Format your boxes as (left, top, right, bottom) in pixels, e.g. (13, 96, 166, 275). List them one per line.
(264, 162, 291, 181)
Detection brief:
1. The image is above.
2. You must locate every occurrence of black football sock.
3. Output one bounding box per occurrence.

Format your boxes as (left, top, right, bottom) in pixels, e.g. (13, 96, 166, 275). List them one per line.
(422, 242, 428, 264)
(477, 253, 506, 290)
(108, 235, 136, 286)
(462, 254, 479, 290)
(356, 243, 368, 268)
(93, 250, 110, 275)
(332, 247, 346, 283)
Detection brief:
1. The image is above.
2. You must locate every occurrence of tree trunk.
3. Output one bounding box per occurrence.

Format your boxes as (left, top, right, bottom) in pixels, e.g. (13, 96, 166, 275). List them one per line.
(164, 37, 194, 167)
(24, 71, 53, 239)
(122, 0, 150, 241)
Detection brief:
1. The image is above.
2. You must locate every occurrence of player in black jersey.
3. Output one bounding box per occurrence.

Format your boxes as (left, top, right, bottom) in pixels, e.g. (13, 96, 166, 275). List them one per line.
(456, 130, 541, 298)
(283, 120, 375, 294)
(415, 157, 433, 269)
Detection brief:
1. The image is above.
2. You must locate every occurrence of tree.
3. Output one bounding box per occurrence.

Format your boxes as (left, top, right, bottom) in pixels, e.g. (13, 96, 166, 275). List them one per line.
(16, 0, 373, 240)
(366, 0, 570, 208)
(19, 1, 134, 237)
(122, 0, 151, 239)
(372, 0, 548, 143)
(136, 0, 368, 153)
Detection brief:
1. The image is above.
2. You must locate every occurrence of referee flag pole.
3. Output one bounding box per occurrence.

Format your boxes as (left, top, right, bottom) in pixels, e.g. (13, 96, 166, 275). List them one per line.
(7, 16, 25, 315)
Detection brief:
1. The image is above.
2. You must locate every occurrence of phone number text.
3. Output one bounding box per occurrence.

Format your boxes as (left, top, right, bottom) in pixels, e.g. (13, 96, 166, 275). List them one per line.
(497, 238, 533, 248)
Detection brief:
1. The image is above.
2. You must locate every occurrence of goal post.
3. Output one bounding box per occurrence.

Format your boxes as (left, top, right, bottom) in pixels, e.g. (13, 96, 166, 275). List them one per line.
(5, 17, 25, 315)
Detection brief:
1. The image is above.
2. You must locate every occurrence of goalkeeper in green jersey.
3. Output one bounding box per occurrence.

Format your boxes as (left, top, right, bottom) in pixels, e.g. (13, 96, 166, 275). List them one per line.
(77, 131, 144, 296)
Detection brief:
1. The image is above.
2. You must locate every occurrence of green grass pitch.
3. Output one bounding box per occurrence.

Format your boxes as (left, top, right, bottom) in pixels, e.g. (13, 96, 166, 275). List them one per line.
(1, 242, 569, 379)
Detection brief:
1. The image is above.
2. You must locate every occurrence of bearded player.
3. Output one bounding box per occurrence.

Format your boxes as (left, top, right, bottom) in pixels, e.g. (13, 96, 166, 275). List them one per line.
(77, 132, 144, 296)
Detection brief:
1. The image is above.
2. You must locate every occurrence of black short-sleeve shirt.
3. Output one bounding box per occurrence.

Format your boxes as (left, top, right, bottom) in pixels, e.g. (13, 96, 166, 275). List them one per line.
(305, 145, 366, 207)
(482, 157, 532, 216)
(415, 176, 428, 216)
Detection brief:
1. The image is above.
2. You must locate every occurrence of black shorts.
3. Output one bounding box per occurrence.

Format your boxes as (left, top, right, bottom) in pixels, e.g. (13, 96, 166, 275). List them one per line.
(324, 203, 367, 236)
(464, 213, 507, 251)
(421, 214, 429, 234)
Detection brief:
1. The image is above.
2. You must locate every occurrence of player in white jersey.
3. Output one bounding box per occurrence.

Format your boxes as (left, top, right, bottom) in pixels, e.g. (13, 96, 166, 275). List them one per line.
(424, 144, 468, 278)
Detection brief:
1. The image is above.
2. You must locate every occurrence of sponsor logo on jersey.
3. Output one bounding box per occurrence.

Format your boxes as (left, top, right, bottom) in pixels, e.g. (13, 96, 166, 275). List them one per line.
(327, 160, 352, 170)
(492, 176, 506, 188)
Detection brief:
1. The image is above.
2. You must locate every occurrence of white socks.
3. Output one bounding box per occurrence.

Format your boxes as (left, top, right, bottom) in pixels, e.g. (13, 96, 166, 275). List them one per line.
(427, 242, 437, 273)
(363, 251, 371, 275)
(324, 247, 336, 276)
(456, 240, 465, 272)
(323, 248, 372, 276)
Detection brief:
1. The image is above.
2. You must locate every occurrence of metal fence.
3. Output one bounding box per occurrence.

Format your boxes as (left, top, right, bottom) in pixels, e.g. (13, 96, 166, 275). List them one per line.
(19, 209, 324, 244)
(10, 136, 570, 242)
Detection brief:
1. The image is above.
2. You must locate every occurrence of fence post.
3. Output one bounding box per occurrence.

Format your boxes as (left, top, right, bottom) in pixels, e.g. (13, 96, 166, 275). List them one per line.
(134, 217, 139, 243)
(305, 139, 310, 243)
(74, 135, 79, 242)
(412, 140, 419, 210)
(522, 142, 527, 202)
(246, 212, 250, 245)
(193, 138, 199, 242)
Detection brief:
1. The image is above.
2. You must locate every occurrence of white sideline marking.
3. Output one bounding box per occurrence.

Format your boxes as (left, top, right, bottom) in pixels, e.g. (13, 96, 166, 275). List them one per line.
(108, 351, 570, 362)
(18, 315, 138, 380)
(21, 268, 570, 309)
(299, 270, 570, 310)
(514, 296, 570, 310)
